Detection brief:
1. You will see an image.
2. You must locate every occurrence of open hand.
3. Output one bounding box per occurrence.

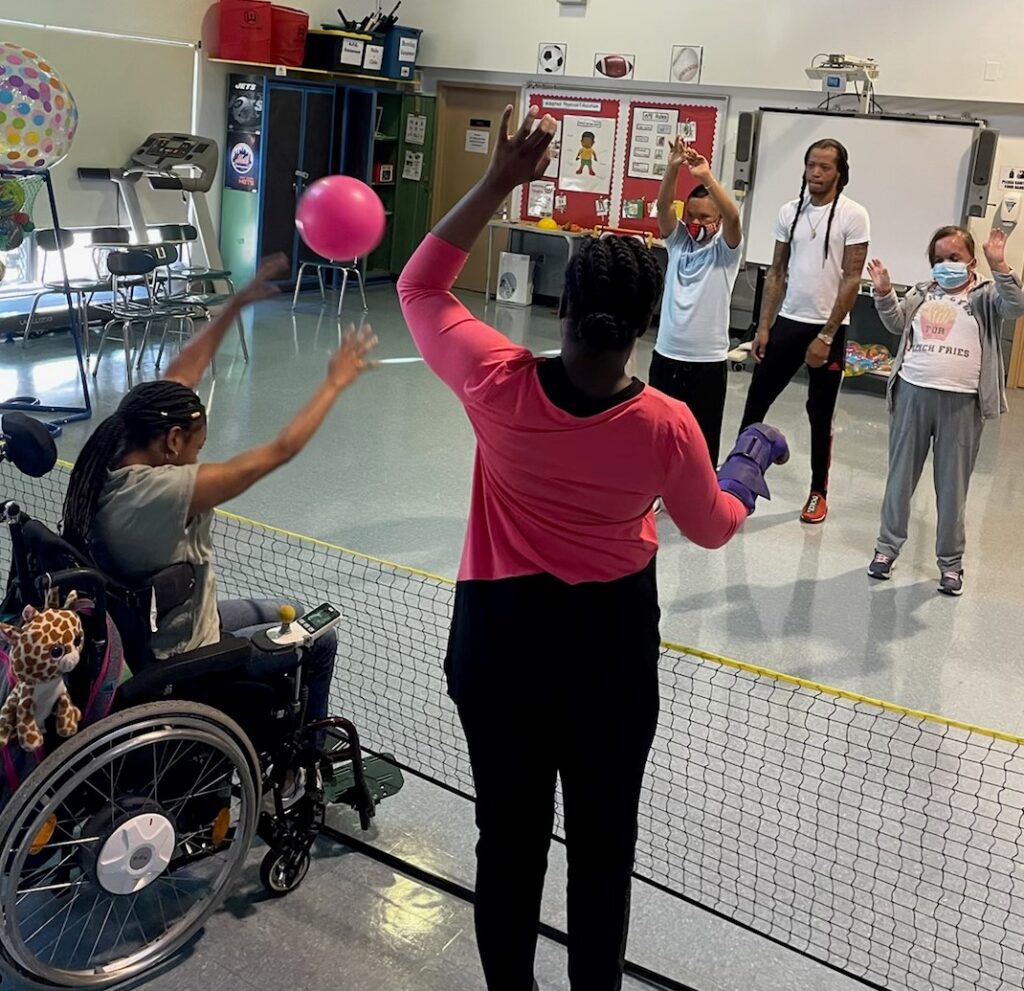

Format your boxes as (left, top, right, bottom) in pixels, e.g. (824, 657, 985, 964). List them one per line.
(485, 105, 557, 194)
(328, 325, 379, 390)
(681, 144, 712, 183)
(867, 258, 891, 295)
(234, 254, 289, 307)
(983, 227, 1010, 272)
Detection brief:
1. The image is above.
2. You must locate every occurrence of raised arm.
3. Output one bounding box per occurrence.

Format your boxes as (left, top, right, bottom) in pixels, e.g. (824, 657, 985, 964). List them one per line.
(752, 239, 791, 361)
(432, 105, 555, 250)
(982, 228, 1024, 318)
(397, 106, 557, 401)
(682, 144, 742, 249)
(867, 258, 907, 335)
(163, 255, 287, 390)
(656, 139, 686, 239)
(805, 241, 868, 369)
(188, 327, 376, 516)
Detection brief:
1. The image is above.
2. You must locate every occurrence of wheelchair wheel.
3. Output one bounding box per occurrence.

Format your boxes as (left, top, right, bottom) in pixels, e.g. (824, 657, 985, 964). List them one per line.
(0, 701, 260, 989)
(259, 849, 310, 897)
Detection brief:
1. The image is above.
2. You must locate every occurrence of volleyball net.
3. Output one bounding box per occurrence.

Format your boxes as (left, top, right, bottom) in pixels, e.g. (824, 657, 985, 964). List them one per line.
(3, 458, 1023, 991)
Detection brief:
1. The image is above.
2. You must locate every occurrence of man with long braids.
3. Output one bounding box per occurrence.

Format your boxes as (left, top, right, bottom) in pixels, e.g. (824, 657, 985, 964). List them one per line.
(739, 139, 870, 524)
(62, 257, 377, 779)
(398, 105, 789, 991)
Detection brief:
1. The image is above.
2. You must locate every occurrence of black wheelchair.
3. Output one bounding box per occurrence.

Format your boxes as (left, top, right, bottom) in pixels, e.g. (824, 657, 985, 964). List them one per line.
(0, 414, 404, 989)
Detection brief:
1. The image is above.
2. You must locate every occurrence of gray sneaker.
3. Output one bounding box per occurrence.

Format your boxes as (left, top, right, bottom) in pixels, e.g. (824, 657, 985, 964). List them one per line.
(938, 570, 964, 596)
(867, 552, 894, 580)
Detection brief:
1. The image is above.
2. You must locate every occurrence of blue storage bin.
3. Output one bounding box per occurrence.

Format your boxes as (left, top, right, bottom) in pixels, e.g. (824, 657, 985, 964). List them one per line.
(381, 26, 421, 80)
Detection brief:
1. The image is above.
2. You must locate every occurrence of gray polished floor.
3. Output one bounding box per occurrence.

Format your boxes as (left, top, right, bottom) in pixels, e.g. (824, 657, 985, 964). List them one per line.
(2, 282, 1020, 991)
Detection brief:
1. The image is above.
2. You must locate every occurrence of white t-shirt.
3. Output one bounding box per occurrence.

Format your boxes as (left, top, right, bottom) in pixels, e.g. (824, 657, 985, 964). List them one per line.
(899, 288, 982, 394)
(773, 194, 870, 325)
(654, 225, 743, 362)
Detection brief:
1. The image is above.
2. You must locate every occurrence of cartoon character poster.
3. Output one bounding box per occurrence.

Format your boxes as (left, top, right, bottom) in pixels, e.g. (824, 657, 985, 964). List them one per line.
(558, 115, 612, 194)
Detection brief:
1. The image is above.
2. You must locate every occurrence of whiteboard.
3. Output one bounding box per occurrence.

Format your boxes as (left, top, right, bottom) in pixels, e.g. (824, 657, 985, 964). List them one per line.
(5, 26, 194, 229)
(745, 110, 985, 287)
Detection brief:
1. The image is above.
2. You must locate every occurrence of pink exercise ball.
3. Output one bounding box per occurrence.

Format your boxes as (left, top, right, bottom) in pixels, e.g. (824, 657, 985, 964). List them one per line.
(295, 175, 386, 261)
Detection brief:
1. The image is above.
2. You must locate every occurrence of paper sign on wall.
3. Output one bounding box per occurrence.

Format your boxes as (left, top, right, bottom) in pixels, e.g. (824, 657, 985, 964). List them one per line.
(629, 107, 679, 180)
(1000, 167, 1024, 191)
(527, 180, 556, 218)
(405, 114, 427, 145)
(465, 129, 490, 155)
(559, 115, 612, 194)
(403, 150, 424, 181)
(669, 45, 704, 84)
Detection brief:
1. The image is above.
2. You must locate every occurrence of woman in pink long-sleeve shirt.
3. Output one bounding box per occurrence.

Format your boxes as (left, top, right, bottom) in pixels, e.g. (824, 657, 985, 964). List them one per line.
(398, 107, 787, 991)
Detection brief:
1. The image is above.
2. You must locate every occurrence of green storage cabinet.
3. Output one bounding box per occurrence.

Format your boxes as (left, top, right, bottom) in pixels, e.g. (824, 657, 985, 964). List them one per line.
(390, 94, 436, 273)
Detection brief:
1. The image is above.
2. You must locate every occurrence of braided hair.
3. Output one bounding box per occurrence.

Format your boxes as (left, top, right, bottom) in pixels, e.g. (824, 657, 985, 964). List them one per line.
(563, 236, 664, 351)
(787, 139, 850, 264)
(62, 382, 206, 550)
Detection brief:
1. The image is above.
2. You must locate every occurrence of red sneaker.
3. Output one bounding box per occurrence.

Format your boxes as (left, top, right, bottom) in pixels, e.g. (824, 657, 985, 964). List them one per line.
(800, 491, 828, 524)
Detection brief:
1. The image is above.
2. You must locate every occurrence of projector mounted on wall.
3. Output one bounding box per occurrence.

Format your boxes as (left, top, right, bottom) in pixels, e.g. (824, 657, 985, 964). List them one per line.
(806, 54, 880, 114)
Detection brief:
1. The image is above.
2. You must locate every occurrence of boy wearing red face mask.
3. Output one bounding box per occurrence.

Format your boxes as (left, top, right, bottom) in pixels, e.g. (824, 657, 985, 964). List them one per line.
(649, 138, 743, 465)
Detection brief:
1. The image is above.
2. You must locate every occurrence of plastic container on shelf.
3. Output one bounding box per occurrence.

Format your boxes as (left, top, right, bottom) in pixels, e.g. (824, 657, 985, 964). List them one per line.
(381, 25, 422, 80)
(270, 6, 309, 66)
(218, 0, 272, 62)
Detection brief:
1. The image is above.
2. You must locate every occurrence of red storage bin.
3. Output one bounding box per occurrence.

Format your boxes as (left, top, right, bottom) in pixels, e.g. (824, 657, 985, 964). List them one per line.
(271, 6, 309, 66)
(218, 0, 272, 62)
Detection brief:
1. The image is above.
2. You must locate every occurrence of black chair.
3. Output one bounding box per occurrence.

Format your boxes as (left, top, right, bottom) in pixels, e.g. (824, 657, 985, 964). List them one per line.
(91, 247, 205, 387)
(21, 229, 109, 353)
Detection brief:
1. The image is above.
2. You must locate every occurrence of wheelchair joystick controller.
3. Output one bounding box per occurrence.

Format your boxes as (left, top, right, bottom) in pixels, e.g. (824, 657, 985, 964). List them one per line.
(266, 604, 299, 645)
(257, 602, 342, 652)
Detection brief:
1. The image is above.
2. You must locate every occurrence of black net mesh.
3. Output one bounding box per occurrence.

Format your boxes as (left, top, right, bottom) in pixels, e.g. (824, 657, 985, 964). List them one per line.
(3, 458, 1023, 991)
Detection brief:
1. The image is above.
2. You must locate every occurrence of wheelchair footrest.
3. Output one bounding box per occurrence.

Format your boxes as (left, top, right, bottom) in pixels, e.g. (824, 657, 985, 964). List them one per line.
(323, 752, 405, 808)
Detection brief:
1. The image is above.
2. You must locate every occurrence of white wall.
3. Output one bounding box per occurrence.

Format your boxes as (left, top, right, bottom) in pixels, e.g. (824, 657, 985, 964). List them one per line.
(11, 0, 1024, 273)
(405, 0, 1023, 105)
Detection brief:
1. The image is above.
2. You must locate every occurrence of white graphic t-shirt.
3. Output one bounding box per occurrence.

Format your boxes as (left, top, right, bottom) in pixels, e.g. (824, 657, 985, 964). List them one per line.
(899, 288, 982, 394)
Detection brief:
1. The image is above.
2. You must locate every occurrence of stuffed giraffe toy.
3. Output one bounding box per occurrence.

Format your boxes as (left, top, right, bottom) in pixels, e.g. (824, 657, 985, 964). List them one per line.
(0, 589, 84, 751)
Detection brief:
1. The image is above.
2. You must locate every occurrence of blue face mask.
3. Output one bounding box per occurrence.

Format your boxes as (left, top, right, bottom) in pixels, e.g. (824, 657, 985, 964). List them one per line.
(933, 261, 970, 290)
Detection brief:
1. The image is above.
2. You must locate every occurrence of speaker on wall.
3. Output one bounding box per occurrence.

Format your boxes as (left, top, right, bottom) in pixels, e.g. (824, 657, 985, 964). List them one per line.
(734, 111, 758, 191)
(966, 127, 999, 218)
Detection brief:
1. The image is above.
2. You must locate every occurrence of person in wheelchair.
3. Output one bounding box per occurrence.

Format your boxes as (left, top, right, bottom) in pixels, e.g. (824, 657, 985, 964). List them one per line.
(59, 256, 378, 761)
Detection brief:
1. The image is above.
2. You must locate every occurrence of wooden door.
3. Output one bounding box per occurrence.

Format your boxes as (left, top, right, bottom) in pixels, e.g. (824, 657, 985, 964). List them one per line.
(1010, 317, 1024, 389)
(433, 83, 519, 293)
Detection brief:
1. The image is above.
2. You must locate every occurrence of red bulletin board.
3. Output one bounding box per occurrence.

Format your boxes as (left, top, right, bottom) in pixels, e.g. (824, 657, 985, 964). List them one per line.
(517, 93, 622, 230)
(618, 99, 723, 236)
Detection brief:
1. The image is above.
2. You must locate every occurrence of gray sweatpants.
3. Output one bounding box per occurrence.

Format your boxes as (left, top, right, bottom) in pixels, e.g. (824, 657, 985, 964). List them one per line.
(876, 379, 984, 572)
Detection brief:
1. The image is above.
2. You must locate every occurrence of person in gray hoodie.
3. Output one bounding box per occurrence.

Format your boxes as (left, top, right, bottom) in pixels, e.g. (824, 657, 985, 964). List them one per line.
(866, 224, 1024, 595)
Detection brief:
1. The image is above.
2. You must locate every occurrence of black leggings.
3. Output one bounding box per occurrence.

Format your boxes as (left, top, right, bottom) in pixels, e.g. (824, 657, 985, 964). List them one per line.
(446, 561, 661, 991)
(648, 351, 728, 465)
(739, 316, 846, 494)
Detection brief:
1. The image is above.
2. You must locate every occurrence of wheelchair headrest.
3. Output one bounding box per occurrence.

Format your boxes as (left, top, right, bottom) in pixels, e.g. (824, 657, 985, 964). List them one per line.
(0, 413, 57, 477)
